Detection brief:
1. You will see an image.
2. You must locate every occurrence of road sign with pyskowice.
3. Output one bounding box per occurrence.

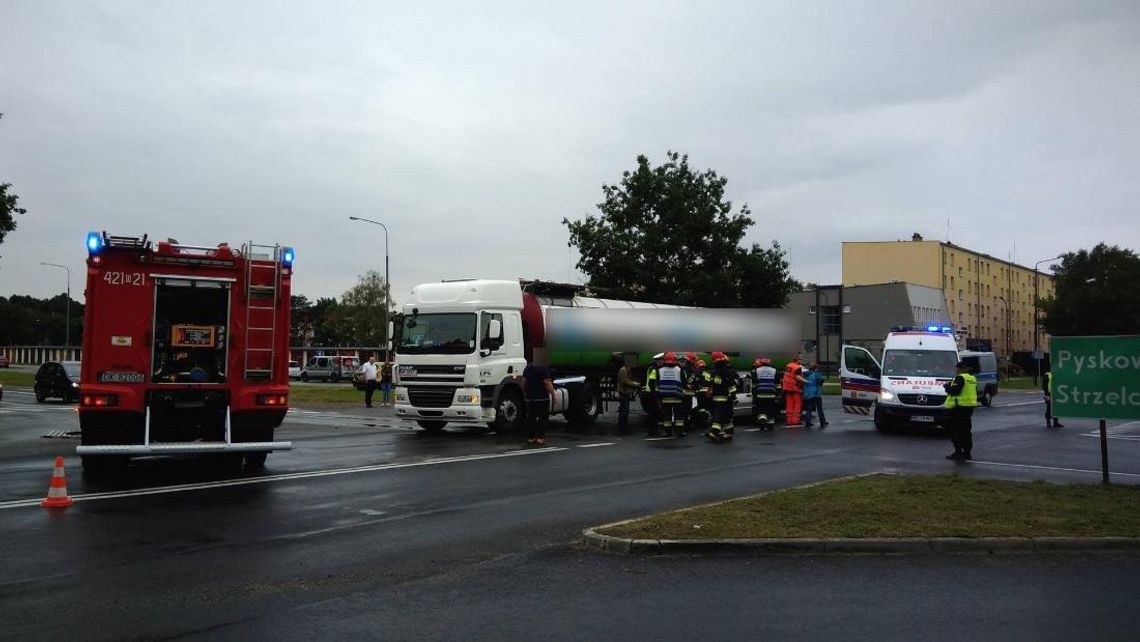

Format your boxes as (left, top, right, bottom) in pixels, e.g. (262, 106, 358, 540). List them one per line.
(1050, 336, 1140, 420)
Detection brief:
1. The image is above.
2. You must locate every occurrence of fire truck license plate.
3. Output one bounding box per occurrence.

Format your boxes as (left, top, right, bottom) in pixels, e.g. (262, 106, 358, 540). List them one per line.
(98, 371, 145, 383)
(913, 415, 935, 423)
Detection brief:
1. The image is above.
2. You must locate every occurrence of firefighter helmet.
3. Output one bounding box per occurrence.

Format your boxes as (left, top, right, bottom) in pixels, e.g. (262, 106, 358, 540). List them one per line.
(711, 351, 729, 363)
(685, 351, 697, 362)
(696, 359, 706, 368)
(664, 352, 677, 364)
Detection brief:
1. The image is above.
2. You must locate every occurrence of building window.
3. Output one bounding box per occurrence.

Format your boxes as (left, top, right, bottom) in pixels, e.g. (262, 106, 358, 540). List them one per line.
(958, 267, 963, 277)
(820, 306, 841, 334)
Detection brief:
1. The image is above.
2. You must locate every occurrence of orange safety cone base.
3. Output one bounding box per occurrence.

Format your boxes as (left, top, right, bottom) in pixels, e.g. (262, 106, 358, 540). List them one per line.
(41, 456, 74, 509)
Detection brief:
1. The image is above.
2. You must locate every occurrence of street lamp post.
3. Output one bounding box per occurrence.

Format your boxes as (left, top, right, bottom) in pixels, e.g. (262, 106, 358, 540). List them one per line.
(347, 216, 390, 360)
(997, 295, 1011, 379)
(40, 262, 72, 351)
(1032, 255, 1063, 386)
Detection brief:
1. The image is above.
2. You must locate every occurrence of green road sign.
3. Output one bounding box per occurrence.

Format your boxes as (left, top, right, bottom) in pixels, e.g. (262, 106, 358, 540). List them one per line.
(1051, 336, 1140, 420)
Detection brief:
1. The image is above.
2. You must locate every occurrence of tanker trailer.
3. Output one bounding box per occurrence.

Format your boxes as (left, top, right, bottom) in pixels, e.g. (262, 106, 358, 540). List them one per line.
(392, 279, 797, 433)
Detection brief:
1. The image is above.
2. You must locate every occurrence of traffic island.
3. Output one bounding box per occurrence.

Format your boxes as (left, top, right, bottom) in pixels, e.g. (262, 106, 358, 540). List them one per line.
(583, 473, 1140, 555)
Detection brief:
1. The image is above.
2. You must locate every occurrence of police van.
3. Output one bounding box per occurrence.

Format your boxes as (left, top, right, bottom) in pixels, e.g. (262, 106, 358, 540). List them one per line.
(958, 350, 998, 406)
(841, 326, 960, 430)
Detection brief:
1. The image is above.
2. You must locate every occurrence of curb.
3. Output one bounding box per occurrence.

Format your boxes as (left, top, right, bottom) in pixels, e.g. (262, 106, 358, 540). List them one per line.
(580, 531, 1140, 555)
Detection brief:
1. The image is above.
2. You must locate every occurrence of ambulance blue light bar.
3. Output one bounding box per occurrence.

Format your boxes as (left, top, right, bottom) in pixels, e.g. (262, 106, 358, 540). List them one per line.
(86, 231, 104, 254)
(892, 325, 954, 334)
(281, 246, 295, 266)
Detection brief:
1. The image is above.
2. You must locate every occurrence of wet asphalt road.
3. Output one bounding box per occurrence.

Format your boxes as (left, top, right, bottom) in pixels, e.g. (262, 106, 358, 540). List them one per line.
(1, 387, 1138, 640)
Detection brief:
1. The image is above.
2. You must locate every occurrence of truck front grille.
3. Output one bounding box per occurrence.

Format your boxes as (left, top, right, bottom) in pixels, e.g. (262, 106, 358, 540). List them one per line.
(407, 386, 458, 408)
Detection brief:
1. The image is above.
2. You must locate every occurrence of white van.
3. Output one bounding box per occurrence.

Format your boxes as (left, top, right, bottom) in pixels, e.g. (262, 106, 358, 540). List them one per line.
(841, 326, 960, 430)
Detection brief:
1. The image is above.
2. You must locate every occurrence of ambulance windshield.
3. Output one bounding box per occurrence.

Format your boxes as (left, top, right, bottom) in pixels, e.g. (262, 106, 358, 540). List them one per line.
(882, 349, 957, 378)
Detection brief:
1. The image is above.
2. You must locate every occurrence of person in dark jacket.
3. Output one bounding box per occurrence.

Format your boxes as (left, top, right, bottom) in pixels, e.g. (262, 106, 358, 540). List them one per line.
(943, 361, 979, 460)
(523, 355, 554, 446)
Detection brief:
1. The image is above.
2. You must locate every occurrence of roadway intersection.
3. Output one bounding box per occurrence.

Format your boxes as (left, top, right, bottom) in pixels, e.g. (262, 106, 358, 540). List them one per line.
(0, 387, 1137, 640)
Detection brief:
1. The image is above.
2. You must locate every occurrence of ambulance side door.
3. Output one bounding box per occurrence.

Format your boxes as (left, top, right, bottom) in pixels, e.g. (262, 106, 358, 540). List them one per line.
(840, 345, 881, 414)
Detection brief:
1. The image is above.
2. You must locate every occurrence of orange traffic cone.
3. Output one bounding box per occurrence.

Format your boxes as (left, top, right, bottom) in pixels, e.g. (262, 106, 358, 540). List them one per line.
(41, 456, 74, 509)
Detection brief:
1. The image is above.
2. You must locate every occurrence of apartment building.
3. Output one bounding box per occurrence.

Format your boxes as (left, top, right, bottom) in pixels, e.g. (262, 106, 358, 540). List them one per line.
(842, 235, 1055, 356)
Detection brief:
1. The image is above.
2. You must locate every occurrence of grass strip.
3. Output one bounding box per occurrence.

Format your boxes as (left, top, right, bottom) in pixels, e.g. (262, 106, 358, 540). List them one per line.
(0, 370, 35, 386)
(288, 384, 367, 405)
(598, 474, 1140, 540)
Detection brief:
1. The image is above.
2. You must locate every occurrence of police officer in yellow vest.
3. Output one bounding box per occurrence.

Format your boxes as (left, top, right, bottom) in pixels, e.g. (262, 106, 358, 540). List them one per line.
(1043, 369, 1063, 428)
(942, 360, 978, 461)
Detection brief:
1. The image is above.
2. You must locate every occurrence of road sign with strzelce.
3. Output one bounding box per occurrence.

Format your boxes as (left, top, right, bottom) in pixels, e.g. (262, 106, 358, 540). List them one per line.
(1050, 336, 1140, 420)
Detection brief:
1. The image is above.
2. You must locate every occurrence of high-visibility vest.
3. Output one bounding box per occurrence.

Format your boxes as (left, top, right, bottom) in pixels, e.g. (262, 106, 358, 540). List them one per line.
(1045, 372, 1053, 396)
(781, 363, 802, 392)
(944, 373, 978, 408)
(754, 366, 778, 397)
(644, 367, 658, 393)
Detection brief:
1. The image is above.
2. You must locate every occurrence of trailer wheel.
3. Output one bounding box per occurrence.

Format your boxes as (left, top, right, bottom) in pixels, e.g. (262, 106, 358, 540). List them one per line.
(567, 383, 602, 427)
(244, 452, 268, 469)
(416, 420, 447, 433)
(492, 388, 524, 433)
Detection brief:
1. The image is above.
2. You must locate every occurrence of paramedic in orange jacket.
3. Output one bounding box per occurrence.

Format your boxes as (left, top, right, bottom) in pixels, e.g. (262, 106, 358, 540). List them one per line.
(782, 356, 807, 426)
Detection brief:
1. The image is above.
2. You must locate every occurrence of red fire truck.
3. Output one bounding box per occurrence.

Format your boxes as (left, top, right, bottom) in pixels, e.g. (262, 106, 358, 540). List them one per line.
(76, 232, 295, 472)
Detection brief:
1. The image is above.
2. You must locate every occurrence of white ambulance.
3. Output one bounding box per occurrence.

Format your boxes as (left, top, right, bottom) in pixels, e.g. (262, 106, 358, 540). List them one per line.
(840, 326, 960, 430)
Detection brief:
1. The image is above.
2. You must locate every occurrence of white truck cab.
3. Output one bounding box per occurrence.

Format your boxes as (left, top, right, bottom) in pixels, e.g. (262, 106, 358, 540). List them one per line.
(841, 326, 960, 430)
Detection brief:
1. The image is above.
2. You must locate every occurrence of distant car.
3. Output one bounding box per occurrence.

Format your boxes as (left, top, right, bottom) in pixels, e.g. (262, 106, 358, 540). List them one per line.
(288, 360, 302, 379)
(0, 354, 9, 368)
(34, 360, 81, 403)
(300, 356, 359, 383)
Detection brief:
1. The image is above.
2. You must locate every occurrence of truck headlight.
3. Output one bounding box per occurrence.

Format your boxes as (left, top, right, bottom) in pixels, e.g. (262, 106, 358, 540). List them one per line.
(456, 393, 480, 405)
(879, 390, 895, 402)
(394, 389, 408, 403)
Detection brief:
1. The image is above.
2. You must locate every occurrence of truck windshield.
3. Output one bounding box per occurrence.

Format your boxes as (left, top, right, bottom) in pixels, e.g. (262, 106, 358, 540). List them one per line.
(882, 349, 957, 378)
(397, 313, 476, 354)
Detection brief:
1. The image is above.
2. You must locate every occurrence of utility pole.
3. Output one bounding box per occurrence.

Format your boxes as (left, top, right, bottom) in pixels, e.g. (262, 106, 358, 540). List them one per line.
(41, 262, 72, 350)
(1032, 255, 1063, 386)
(348, 216, 390, 360)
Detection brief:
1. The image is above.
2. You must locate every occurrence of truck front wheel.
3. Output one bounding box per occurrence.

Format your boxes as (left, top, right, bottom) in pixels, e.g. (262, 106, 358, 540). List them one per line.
(492, 388, 524, 433)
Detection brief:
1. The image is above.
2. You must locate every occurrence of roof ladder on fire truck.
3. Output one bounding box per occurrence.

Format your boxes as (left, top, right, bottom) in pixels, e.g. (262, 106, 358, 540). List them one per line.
(242, 242, 282, 381)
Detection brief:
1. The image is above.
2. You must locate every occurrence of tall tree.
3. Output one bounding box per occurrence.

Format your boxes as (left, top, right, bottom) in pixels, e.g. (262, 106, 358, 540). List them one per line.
(0, 115, 27, 256)
(340, 270, 392, 348)
(564, 151, 796, 307)
(1039, 243, 1140, 336)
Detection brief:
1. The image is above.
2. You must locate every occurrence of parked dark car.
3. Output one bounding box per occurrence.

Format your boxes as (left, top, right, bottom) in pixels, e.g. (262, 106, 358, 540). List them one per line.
(34, 361, 81, 403)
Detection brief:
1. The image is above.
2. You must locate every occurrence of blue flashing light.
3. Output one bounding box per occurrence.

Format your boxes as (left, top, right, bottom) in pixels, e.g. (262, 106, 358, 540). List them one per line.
(281, 246, 295, 266)
(86, 231, 103, 254)
(926, 325, 939, 332)
(940, 326, 953, 333)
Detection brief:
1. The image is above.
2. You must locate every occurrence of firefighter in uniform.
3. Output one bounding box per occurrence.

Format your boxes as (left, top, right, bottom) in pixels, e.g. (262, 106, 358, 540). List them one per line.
(643, 353, 664, 434)
(943, 360, 979, 460)
(1043, 369, 1063, 428)
(654, 352, 686, 437)
(707, 352, 737, 442)
(680, 352, 697, 434)
(688, 359, 711, 435)
(752, 357, 778, 431)
(782, 356, 807, 427)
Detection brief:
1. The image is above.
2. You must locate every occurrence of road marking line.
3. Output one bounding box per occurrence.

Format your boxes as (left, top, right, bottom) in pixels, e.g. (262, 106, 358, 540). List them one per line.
(743, 428, 762, 432)
(0, 447, 569, 510)
(643, 437, 676, 441)
(970, 460, 1140, 478)
(1080, 434, 1140, 442)
(993, 400, 1043, 408)
(576, 442, 616, 448)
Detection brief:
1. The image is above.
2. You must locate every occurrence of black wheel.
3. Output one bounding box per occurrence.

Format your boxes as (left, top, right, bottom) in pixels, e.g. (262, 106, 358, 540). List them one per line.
(416, 420, 447, 433)
(568, 384, 602, 427)
(491, 388, 525, 433)
(244, 452, 268, 469)
(330, 373, 340, 383)
(35, 390, 45, 403)
(300, 372, 309, 382)
(874, 405, 893, 432)
(979, 390, 992, 407)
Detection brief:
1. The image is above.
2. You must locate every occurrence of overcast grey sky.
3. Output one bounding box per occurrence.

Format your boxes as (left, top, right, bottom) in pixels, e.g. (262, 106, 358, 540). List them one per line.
(1, 1, 1137, 305)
